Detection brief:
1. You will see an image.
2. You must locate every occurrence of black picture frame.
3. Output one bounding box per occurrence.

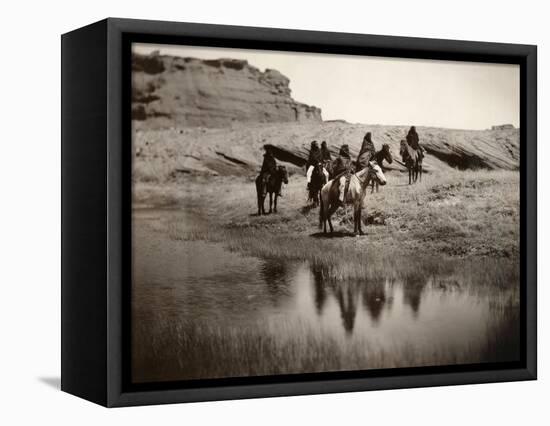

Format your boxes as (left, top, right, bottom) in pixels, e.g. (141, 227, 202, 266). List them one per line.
(61, 17, 537, 407)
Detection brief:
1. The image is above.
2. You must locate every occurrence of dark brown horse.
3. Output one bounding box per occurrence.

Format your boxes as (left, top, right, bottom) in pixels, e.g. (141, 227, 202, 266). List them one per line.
(256, 165, 289, 215)
(307, 162, 327, 207)
(370, 144, 393, 193)
(400, 140, 422, 184)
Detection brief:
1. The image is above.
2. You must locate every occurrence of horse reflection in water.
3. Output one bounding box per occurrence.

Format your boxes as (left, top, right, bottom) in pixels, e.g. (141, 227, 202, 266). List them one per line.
(309, 265, 399, 334)
(311, 265, 328, 315)
(334, 282, 359, 334)
(361, 277, 390, 324)
(402, 274, 427, 317)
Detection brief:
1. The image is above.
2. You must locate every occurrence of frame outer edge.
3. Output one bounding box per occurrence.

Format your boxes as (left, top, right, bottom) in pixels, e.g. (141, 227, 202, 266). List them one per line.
(100, 17, 537, 407)
(61, 19, 109, 407)
(106, 17, 125, 407)
(525, 45, 537, 379)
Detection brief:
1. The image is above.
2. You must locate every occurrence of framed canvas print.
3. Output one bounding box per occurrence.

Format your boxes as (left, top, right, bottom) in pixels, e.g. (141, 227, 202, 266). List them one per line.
(61, 18, 537, 407)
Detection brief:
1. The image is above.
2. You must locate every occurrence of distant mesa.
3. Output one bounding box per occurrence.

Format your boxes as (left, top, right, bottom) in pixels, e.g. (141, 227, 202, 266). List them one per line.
(491, 124, 515, 130)
(325, 119, 349, 124)
(132, 52, 323, 128)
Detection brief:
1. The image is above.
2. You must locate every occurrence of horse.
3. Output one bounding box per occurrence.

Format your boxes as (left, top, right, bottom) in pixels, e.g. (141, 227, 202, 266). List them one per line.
(255, 165, 289, 215)
(370, 143, 393, 193)
(400, 140, 422, 184)
(308, 162, 328, 207)
(319, 162, 386, 235)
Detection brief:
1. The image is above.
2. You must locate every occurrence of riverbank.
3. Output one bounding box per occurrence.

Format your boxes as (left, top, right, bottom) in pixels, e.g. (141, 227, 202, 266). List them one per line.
(134, 168, 519, 269)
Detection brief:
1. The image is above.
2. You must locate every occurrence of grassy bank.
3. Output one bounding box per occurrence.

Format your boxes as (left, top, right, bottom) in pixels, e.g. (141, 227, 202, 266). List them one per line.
(134, 168, 520, 263)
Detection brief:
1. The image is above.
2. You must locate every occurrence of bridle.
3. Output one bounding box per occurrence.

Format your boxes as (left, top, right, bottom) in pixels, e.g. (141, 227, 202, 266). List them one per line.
(354, 165, 378, 188)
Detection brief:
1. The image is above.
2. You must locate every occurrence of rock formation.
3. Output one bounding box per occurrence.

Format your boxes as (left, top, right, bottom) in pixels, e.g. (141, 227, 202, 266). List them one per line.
(491, 124, 515, 130)
(132, 122, 520, 181)
(132, 52, 322, 128)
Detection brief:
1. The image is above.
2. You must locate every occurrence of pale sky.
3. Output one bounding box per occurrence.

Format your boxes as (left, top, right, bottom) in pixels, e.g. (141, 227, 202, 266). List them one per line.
(134, 43, 520, 130)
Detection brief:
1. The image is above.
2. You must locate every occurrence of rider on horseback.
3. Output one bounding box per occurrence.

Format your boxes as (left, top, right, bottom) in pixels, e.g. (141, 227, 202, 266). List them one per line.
(406, 126, 425, 159)
(331, 144, 353, 205)
(356, 132, 377, 170)
(320, 141, 332, 162)
(306, 140, 322, 190)
(261, 145, 282, 197)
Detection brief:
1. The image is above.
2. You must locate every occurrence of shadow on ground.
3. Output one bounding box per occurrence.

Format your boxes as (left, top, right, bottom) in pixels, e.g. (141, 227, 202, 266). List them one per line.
(310, 231, 357, 239)
(38, 377, 61, 390)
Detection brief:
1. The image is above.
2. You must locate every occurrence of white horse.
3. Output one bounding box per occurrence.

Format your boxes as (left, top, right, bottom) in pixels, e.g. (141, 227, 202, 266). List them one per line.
(319, 162, 386, 235)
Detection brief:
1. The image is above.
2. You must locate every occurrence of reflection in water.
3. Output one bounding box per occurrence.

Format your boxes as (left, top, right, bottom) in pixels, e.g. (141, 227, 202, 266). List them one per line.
(311, 266, 327, 315)
(132, 210, 521, 382)
(260, 259, 290, 304)
(361, 277, 387, 325)
(334, 282, 358, 334)
(402, 274, 426, 317)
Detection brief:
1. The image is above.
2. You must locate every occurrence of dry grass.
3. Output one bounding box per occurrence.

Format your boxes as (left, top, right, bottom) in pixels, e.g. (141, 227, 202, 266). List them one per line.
(135, 168, 519, 264)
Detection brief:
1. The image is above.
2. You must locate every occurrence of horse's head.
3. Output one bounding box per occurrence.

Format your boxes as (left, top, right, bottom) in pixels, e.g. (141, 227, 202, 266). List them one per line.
(381, 143, 393, 164)
(278, 165, 289, 184)
(368, 161, 386, 186)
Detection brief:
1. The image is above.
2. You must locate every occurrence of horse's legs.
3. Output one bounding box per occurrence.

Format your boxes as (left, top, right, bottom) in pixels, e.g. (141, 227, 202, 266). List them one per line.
(408, 168, 412, 185)
(319, 192, 327, 233)
(268, 193, 273, 214)
(376, 181, 379, 193)
(274, 194, 278, 213)
(327, 203, 339, 234)
(259, 194, 266, 215)
(256, 181, 262, 215)
(353, 204, 364, 236)
(358, 206, 364, 235)
(419, 163, 422, 182)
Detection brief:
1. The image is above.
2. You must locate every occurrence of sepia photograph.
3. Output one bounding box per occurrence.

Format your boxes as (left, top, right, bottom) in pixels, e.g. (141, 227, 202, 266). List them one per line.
(130, 43, 520, 384)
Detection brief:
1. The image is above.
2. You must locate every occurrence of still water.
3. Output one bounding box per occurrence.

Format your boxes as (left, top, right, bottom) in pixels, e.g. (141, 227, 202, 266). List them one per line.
(132, 209, 520, 382)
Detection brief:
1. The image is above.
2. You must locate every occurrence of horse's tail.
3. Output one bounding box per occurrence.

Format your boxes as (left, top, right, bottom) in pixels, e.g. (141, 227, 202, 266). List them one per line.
(319, 185, 325, 228)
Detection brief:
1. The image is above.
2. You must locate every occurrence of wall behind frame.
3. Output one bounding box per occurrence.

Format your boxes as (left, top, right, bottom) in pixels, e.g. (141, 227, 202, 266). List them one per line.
(1, 0, 546, 424)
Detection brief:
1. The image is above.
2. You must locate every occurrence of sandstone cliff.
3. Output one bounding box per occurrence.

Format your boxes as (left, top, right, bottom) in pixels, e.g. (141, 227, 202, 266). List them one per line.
(132, 52, 322, 128)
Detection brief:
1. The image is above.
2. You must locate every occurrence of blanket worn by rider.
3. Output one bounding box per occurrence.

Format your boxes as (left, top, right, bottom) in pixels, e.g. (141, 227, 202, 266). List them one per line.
(332, 156, 352, 178)
(307, 143, 326, 184)
(261, 152, 277, 177)
(331, 145, 353, 204)
(260, 151, 282, 196)
(406, 126, 424, 158)
(356, 133, 376, 170)
(321, 144, 332, 162)
(306, 146, 322, 169)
